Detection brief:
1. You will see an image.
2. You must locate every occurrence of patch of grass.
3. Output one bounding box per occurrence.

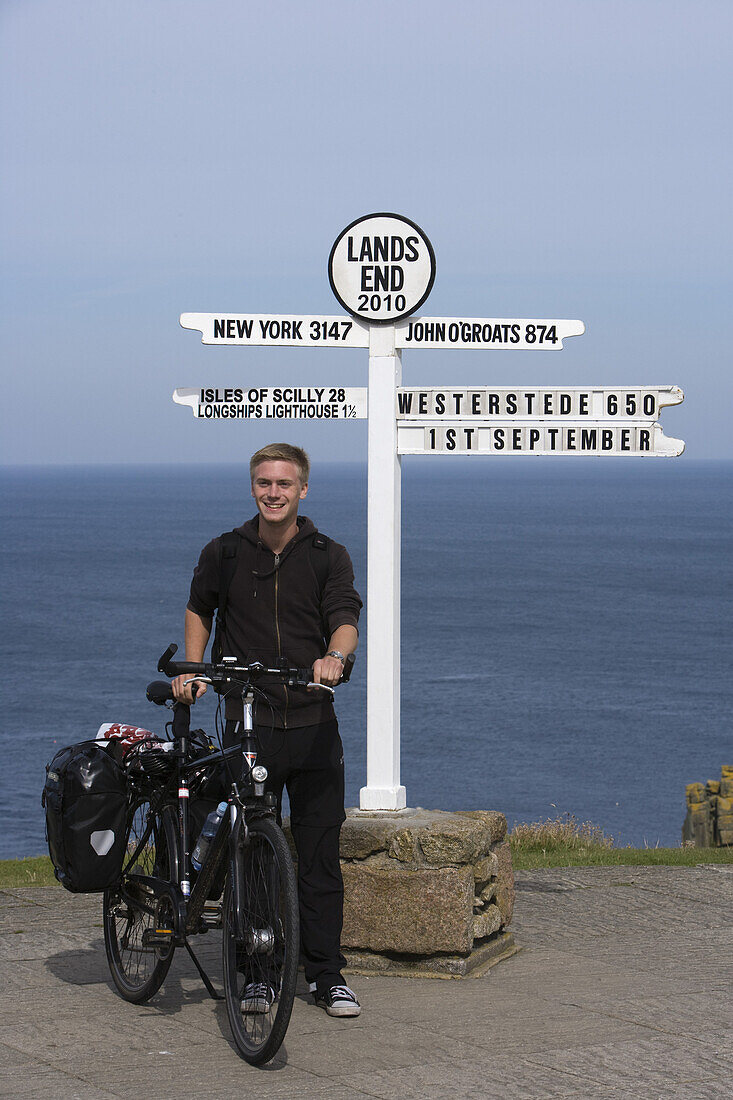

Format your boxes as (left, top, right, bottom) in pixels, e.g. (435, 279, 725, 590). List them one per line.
(511, 814, 615, 852)
(0, 856, 59, 888)
(2, 825, 732, 885)
(511, 844, 733, 869)
(509, 814, 733, 869)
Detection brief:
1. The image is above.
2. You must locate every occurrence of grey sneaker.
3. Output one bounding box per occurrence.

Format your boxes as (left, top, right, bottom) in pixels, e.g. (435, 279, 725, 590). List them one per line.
(313, 984, 361, 1018)
(241, 982, 276, 1014)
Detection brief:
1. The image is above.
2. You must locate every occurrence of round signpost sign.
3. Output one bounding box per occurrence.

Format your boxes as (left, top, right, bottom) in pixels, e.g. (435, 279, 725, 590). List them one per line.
(328, 213, 436, 326)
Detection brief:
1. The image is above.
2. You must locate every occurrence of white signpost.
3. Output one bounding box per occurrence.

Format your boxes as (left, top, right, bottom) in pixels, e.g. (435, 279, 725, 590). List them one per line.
(395, 386, 684, 419)
(180, 313, 369, 347)
(173, 386, 368, 421)
(176, 213, 685, 812)
(328, 212, 436, 324)
(394, 317, 585, 349)
(397, 421, 683, 456)
(396, 385, 685, 457)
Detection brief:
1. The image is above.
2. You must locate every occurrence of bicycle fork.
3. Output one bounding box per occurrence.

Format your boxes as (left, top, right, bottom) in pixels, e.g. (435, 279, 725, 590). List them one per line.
(236, 689, 268, 798)
(229, 690, 274, 945)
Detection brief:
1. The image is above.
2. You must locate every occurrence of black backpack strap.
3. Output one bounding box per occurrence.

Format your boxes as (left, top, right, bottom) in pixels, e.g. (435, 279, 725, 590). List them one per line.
(310, 532, 331, 642)
(311, 532, 330, 588)
(211, 530, 240, 661)
(217, 530, 241, 621)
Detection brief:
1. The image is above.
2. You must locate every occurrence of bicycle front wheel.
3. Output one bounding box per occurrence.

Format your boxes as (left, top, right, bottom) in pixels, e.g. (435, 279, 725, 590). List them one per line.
(103, 800, 178, 1003)
(222, 816, 299, 1065)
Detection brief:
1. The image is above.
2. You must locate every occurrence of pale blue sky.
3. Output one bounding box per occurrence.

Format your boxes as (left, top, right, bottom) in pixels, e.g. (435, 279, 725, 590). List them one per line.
(2, 0, 731, 463)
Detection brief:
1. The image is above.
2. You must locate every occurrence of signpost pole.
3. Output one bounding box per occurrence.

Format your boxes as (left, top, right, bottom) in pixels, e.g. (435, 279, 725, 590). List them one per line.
(360, 323, 406, 810)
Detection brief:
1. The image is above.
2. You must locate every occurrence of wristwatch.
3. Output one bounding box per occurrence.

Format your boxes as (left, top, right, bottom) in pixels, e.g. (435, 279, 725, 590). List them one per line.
(326, 650, 345, 664)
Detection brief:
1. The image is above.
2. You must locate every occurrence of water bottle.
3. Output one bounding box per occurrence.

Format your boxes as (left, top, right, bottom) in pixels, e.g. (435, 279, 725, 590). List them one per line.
(191, 802, 228, 871)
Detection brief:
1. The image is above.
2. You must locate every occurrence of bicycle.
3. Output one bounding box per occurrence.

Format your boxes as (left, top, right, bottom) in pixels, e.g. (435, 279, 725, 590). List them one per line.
(102, 643, 353, 1065)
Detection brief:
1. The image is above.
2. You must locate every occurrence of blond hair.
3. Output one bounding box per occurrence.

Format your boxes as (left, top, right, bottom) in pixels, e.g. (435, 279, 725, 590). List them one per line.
(249, 443, 310, 485)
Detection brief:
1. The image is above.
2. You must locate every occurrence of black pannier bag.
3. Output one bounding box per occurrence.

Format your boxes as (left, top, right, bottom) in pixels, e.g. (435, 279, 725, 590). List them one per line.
(42, 741, 129, 893)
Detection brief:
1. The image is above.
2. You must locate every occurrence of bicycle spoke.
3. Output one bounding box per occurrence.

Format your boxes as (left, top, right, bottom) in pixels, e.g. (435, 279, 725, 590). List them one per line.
(103, 800, 177, 1002)
(222, 817, 298, 1065)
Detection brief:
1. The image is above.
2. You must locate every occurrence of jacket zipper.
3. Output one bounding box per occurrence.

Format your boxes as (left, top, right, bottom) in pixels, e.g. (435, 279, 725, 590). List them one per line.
(273, 553, 289, 728)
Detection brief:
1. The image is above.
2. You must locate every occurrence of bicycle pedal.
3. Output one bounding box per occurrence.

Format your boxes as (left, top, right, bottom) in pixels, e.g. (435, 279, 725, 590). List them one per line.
(202, 902, 222, 929)
(142, 928, 174, 947)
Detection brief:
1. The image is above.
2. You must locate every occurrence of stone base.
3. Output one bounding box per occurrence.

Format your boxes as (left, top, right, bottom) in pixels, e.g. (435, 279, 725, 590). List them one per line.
(345, 930, 520, 979)
(339, 807, 516, 979)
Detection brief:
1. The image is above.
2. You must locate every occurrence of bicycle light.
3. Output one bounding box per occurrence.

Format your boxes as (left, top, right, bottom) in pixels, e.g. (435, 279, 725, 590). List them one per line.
(251, 766, 268, 783)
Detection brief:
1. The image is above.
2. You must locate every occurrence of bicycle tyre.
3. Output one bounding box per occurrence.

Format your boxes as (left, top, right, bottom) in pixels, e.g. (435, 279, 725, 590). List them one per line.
(222, 816, 299, 1065)
(103, 799, 178, 1003)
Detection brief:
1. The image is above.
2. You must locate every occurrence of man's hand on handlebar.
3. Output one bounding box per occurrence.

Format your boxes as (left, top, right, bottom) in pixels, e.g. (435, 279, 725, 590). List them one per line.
(310, 654, 344, 691)
(171, 674, 207, 705)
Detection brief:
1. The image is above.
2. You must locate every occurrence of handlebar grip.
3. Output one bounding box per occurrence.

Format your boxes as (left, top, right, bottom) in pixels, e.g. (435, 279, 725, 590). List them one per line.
(341, 653, 356, 684)
(167, 661, 211, 675)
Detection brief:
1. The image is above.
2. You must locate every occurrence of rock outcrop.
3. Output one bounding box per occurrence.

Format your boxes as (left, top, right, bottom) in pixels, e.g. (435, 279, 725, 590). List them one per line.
(682, 765, 733, 847)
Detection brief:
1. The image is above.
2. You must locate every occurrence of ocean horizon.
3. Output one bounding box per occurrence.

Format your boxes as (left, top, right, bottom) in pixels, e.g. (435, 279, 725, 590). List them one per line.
(2, 458, 731, 858)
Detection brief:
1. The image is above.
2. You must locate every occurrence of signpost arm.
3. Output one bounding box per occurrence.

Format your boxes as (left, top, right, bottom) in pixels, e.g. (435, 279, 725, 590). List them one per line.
(360, 324, 406, 811)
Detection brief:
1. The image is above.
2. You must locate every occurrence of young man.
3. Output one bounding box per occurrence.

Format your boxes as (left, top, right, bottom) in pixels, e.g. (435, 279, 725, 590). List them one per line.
(172, 443, 362, 1017)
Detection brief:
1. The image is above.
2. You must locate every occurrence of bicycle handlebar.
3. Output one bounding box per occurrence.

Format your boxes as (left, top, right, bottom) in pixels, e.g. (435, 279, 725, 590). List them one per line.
(157, 645, 355, 687)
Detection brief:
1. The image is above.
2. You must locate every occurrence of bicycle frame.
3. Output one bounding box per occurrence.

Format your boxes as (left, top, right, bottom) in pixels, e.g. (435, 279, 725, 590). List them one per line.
(124, 684, 276, 947)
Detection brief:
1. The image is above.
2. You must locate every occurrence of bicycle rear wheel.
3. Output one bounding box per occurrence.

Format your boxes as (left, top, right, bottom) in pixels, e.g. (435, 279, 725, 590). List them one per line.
(222, 816, 299, 1065)
(103, 800, 178, 1003)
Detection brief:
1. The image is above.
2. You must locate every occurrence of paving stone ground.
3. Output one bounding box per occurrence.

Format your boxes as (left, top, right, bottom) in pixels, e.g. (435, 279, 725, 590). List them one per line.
(0, 865, 731, 1099)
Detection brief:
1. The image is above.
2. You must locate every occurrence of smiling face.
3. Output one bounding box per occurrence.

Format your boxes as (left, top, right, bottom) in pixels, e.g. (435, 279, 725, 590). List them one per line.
(251, 459, 308, 534)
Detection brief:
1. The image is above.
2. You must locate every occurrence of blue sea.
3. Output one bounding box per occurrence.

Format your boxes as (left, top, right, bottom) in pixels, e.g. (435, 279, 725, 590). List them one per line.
(1, 460, 731, 859)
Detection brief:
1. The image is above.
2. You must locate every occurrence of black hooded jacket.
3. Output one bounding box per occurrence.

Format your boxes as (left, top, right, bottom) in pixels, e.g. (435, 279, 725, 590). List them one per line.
(187, 515, 362, 728)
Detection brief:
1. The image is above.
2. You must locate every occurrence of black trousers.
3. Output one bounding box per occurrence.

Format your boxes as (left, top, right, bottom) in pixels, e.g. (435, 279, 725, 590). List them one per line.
(225, 718, 347, 992)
